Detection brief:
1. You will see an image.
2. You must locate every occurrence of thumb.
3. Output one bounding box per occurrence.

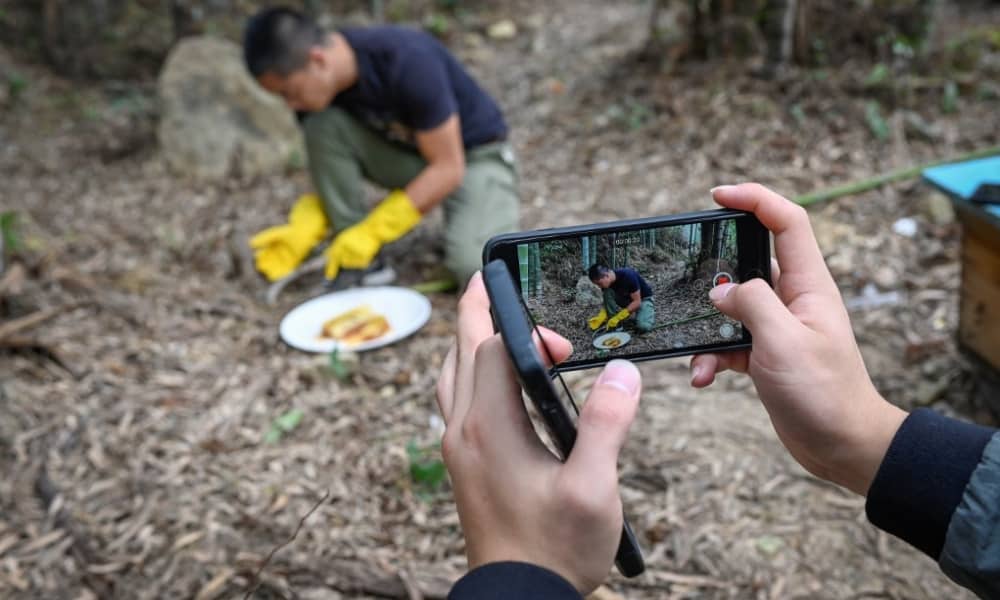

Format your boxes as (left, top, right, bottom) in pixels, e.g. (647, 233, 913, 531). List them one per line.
(708, 278, 797, 337)
(563, 360, 641, 483)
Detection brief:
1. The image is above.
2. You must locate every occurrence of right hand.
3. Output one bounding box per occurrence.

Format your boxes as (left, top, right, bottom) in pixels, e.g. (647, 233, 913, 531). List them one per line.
(249, 194, 329, 281)
(689, 184, 906, 496)
(437, 274, 642, 594)
(588, 308, 608, 330)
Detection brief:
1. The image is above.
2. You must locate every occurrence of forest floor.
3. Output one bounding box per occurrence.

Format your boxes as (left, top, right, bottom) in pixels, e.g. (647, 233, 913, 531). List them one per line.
(2, 1, 1000, 598)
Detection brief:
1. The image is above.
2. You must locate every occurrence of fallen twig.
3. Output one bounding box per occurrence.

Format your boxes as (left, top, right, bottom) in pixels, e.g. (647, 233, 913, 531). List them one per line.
(0, 303, 85, 341)
(243, 490, 330, 600)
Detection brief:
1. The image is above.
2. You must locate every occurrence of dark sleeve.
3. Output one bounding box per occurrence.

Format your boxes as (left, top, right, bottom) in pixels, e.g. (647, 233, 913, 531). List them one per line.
(939, 433, 1000, 598)
(448, 562, 583, 600)
(865, 408, 996, 558)
(393, 46, 457, 132)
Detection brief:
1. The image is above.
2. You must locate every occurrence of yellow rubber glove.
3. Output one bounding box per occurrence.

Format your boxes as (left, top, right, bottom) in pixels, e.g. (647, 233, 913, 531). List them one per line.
(606, 308, 631, 329)
(249, 194, 329, 281)
(587, 308, 608, 330)
(324, 190, 421, 280)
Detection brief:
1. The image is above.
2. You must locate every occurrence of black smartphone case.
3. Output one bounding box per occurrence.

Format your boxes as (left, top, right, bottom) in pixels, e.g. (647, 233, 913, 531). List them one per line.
(482, 259, 646, 578)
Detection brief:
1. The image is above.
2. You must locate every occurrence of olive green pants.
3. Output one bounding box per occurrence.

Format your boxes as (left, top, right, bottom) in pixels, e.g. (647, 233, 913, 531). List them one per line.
(302, 107, 520, 284)
(602, 291, 655, 333)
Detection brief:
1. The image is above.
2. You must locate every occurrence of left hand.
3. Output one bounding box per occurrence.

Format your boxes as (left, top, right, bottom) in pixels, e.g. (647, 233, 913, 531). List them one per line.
(324, 190, 421, 280)
(605, 308, 630, 329)
(436, 272, 643, 594)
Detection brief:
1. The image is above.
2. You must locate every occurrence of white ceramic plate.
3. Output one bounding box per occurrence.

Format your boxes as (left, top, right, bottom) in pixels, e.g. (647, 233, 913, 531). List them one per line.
(279, 287, 432, 353)
(593, 331, 632, 350)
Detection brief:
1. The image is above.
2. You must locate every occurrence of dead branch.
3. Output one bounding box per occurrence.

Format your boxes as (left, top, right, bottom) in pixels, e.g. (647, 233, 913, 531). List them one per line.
(243, 490, 330, 600)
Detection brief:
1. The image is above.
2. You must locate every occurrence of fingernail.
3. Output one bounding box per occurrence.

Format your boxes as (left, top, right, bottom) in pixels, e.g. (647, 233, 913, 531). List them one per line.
(596, 359, 640, 396)
(690, 364, 703, 384)
(709, 282, 736, 302)
(710, 185, 737, 194)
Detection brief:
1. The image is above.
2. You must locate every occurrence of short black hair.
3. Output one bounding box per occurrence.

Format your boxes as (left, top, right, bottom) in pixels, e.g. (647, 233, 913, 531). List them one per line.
(588, 263, 611, 282)
(243, 6, 326, 77)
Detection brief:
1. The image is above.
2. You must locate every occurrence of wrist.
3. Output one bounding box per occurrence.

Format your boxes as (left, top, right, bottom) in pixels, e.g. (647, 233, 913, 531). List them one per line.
(832, 387, 907, 495)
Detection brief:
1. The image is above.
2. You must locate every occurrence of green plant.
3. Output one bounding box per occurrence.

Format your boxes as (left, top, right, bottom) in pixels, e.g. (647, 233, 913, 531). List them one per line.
(407, 440, 447, 499)
(942, 81, 959, 114)
(264, 408, 305, 443)
(864, 63, 890, 88)
(865, 101, 889, 141)
(423, 12, 450, 37)
(7, 72, 27, 101)
(0, 212, 21, 254)
(327, 347, 353, 380)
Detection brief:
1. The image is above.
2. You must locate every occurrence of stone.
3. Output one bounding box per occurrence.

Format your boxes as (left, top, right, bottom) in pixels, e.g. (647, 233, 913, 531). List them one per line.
(575, 275, 603, 307)
(922, 193, 955, 226)
(157, 36, 305, 181)
(487, 19, 518, 40)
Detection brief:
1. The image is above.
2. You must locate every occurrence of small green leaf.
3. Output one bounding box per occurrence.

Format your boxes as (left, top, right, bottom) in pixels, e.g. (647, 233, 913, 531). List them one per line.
(274, 408, 304, 431)
(755, 535, 784, 556)
(264, 408, 305, 443)
(0, 211, 22, 253)
(942, 81, 959, 114)
(407, 440, 447, 493)
(263, 427, 284, 444)
(865, 101, 889, 141)
(864, 63, 890, 87)
(789, 103, 806, 127)
(7, 72, 27, 100)
(328, 348, 351, 380)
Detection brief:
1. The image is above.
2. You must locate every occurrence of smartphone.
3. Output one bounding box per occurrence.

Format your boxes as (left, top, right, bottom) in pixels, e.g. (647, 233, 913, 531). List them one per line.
(483, 208, 771, 371)
(482, 259, 646, 578)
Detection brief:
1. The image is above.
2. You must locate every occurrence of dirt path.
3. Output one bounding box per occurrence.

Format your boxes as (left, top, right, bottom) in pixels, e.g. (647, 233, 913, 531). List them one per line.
(2, 1, 997, 598)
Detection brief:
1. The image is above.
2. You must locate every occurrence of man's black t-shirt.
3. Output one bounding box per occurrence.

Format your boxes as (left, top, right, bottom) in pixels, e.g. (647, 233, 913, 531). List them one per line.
(331, 26, 507, 148)
(610, 268, 653, 308)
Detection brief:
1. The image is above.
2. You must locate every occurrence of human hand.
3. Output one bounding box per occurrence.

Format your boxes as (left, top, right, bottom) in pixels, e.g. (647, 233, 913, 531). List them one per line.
(605, 308, 630, 330)
(689, 184, 906, 495)
(587, 308, 608, 330)
(324, 190, 420, 280)
(249, 194, 328, 281)
(436, 273, 642, 594)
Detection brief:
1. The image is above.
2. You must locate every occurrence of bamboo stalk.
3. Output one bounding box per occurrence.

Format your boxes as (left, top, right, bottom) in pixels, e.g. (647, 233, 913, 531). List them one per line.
(793, 146, 1000, 206)
(650, 309, 721, 331)
(410, 278, 457, 294)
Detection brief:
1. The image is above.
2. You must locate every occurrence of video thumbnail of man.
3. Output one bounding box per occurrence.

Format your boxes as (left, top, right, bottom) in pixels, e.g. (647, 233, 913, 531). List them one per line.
(517, 218, 743, 364)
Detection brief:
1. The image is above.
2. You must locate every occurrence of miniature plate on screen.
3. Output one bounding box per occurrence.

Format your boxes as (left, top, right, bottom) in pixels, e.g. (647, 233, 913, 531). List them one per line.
(279, 286, 431, 353)
(593, 331, 632, 350)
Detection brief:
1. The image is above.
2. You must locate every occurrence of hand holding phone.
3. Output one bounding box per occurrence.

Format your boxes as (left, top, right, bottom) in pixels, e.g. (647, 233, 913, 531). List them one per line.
(435, 272, 644, 593)
(690, 184, 906, 496)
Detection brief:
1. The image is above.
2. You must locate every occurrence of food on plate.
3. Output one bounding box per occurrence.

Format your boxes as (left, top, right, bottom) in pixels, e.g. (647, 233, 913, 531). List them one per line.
(602, 337, 622, 348)
(320, 305, 391, 345)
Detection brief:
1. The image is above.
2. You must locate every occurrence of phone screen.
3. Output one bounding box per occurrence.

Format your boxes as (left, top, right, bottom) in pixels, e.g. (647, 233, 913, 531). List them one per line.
(511, 213, 760, 368)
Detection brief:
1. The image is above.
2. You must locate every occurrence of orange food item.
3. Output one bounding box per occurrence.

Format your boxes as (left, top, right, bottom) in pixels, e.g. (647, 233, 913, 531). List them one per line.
(320, 305, 391, 345)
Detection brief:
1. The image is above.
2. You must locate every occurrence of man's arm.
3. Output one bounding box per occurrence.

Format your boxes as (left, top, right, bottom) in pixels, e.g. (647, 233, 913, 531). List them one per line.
(408, 113, 466, 213)
(625, 289, 642, 314)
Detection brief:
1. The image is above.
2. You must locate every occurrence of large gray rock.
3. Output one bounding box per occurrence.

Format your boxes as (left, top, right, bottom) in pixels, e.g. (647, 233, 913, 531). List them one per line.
(158, 36, 304, 180)
(575, 275, 603, 307)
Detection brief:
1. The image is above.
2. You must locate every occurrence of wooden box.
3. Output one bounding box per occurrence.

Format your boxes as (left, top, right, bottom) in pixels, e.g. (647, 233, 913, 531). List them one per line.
(955, 201, 1000, 372)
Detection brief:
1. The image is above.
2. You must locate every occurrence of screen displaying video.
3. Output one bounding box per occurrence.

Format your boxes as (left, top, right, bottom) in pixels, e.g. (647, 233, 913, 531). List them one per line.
(516, 218, 744, 364)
